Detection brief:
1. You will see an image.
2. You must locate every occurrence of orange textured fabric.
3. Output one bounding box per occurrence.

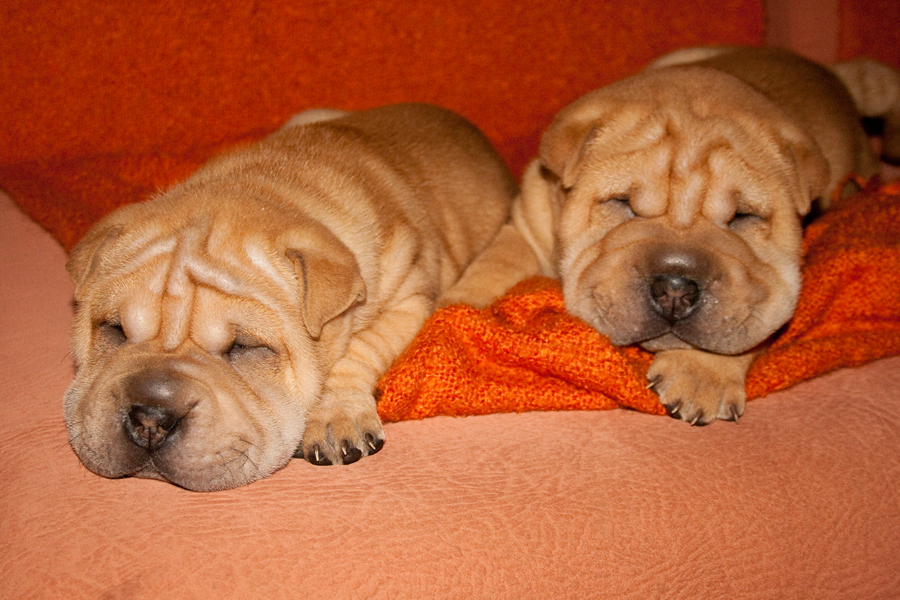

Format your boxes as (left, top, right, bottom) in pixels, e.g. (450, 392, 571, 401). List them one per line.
(0, 0, 763, 252)
(377, 179, 900, 421)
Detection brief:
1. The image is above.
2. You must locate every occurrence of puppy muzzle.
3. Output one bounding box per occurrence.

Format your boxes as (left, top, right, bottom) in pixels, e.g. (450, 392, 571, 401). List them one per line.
(634, 244, 760, 354)
(587, 243, 735, 352)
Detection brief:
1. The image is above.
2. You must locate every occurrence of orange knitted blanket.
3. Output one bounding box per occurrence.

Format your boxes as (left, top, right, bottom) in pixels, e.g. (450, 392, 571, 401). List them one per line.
(376, 179, 900, 421)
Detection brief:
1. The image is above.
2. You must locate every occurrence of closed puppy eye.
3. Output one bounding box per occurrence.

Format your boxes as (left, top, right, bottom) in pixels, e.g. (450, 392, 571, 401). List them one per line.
(605, 194, 631, 207)
(601, 194, 635, 218)
(97, 320, 127, 346)
(225, 335, 275, 361)
(728, 211, 765, 229)
(728, 192, 766, 229)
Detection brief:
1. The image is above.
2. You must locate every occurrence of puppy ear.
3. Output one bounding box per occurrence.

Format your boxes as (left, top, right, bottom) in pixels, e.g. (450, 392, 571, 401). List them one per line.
(778, 124, 830, 215)
(540, 120, 600, 190)
(66, 224, 124, 297)
(539, 91, 607, 188)
(286, 237, 365, 339)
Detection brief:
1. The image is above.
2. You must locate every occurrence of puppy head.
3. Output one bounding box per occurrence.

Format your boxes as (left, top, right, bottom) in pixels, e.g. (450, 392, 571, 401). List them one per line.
(541, 67, 827, 354)
(64, 187, 364, 491)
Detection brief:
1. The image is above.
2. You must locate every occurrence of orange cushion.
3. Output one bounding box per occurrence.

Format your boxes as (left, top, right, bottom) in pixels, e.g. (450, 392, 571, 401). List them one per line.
(0, 0, 763, 251)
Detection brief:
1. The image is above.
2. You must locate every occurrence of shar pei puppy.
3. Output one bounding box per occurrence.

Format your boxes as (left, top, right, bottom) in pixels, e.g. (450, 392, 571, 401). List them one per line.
(64, 103, 517, 491)
(451, 46, 900, 425)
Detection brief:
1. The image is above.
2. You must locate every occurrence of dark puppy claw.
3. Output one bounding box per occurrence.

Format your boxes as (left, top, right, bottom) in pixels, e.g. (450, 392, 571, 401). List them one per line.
(365, 433, 384, 454)
(308, 444, 333, 466)
(340, 441, 363, 465)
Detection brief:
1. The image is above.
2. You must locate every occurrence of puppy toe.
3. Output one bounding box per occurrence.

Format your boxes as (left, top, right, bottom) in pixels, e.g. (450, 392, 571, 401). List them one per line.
(651, 371, 716, 425)
(364, 432, 385, 454)
(339, 440, 363, 464)
(663, 399, 682, 418)
(672, 400, 718, 427)
(299, 443, 334, 466)
(656, 379, 739, 426)
(717, 394, 745, 423)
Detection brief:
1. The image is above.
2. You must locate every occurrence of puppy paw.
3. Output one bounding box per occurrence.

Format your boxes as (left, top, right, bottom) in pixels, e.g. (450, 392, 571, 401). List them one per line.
(296, 393, 385, 465)
(647, 349, 753, 426)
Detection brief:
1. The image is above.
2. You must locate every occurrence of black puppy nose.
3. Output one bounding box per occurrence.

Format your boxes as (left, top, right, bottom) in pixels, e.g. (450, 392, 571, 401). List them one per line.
(126, 404, 179, 450)
(650, 274, 700, 322)
(123, 371, 186, 450)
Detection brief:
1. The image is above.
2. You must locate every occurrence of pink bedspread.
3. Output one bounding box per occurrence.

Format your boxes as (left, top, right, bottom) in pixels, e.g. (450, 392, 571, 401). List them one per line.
(3, 189, 900, 598)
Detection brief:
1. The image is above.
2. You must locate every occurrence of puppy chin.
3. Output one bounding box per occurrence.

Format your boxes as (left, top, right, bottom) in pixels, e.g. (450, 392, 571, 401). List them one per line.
(638, 325, 767, 355)
(126, 453, 275, 492)
(639, 333, 697, 352)
(131, 464, 171, 483)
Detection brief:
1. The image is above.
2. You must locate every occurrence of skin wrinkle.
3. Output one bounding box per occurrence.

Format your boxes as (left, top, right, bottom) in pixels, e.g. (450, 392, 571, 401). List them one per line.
(670, 136, 726, 227)
(161, 225, 203, 351)
(245, 241, 295, 297)
(605, 112, 666, 158)
(118, 235, 177, 283)
(335, 292, 433, 377)
(662, 93, 792, 229)
(129, 218, 302, 359)
(586, 110, 771, 232)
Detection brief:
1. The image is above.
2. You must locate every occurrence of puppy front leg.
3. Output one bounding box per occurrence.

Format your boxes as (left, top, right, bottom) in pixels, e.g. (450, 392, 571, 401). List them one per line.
(298, 293, 432, 465)
(647, 349, 757, 426)
(437, 223, 542, 309)
(438, 159, 561, 309)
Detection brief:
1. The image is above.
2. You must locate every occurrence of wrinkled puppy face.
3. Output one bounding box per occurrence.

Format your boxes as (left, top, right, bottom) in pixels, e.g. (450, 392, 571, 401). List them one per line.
(64, 192, 354, 492)
(545, 68, 828, 354)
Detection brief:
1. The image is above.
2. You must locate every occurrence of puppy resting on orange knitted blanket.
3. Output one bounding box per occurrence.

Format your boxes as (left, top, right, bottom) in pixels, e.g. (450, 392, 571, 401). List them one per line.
(433, 46, 900, 426)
